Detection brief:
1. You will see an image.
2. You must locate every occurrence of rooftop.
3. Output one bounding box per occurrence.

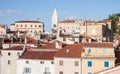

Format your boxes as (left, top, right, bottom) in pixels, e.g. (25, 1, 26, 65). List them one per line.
(15, 20, 43, 23)
(84, 42, 114, 48)
(3, 46, 23, 51)
(59, 19, 75, 23)
(20, 49, 56, 60)
(55, 44, 83, 58)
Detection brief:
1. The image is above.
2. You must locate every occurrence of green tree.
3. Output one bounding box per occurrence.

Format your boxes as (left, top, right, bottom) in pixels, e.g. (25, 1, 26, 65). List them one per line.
(108, 13, 120, 36)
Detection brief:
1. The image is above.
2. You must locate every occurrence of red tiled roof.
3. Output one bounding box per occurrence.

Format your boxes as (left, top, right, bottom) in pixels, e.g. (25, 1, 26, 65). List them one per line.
(84, 42, 114, 48)
(86, 20, 95, 23)
(38, 41, 56, 49)
(3, 46, 23, 51)
(20, 50, 57, 60)
(59, 19, 75, 23)
(80, 34, 91, 38)
(15, 20, 42, 23)
(97, 20, 111, 23)
(55, 44, 83, 58)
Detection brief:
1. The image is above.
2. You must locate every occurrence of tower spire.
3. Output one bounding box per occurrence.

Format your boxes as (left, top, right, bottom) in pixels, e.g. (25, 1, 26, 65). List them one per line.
(52, 8, 58, 30)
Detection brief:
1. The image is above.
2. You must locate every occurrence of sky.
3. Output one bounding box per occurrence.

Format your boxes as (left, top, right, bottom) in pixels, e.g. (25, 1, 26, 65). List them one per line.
(0, 0, 120, 31)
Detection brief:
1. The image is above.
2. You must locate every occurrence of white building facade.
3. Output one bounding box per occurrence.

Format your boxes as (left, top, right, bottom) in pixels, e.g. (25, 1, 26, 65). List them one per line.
(1, 46, 23, 74)
(17, 49, 56, 74)
(55, 44, 83, 74)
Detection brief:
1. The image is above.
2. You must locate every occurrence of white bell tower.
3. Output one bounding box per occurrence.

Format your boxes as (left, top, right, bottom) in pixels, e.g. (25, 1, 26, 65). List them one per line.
(52, 9, 58, 30)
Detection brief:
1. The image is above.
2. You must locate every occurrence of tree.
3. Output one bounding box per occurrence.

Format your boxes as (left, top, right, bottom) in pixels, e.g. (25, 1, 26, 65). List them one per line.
(107, 13, 120, 36)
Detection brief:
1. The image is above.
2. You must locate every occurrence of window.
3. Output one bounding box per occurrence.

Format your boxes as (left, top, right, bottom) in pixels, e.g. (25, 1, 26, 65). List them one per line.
(35, 25, 37, 27)
(88, 61, 92, 67)
(16, 24, 18, 27)
(53, 24, 56, 28)
(95, 48, 97, 53)
(88, 49, 91, 53)
(39, 25, 41, 27)
(59, 60, 63, 66)
(40, 61, 44, 64)
(25, 25, 27, 27)
(44, 67, 50, 74)
(51, 61, 54, 64)
(63, 37, 66, 41)
(60, 27, 62, 29)
(104, 61, 109, 67)
(88, 49, 91, 55)
(74, 61, 79, 66)
(31, 25, 33, 27)
(26, 61, 29, 64)
(88, 71, 92, 74)
(8, 52, 11, 56)
(17, 52, 20, 56)
(103, 48, 107, 54)
(59, 71, 63, 74)
(23, 67, 31, 73)
(8, 60, 11, 65)
(74, 72, 79, 74)
(45, 67, 49, 72)
(21, 25, 22, 27)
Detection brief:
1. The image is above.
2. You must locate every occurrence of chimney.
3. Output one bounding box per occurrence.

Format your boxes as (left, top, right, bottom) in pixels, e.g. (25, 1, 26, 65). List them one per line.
(56, 41, 62, 49)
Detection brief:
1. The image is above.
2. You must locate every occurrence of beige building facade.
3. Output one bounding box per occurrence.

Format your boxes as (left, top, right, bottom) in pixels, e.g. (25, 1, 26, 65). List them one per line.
(58, 19, 112, 41)
(10, 20, 44, 39)
(81, 42, 115, 74)
(0, 25, 7, 37)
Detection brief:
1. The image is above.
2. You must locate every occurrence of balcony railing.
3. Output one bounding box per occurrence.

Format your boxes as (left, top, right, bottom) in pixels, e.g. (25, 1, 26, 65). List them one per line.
(44, 72, 51, 74)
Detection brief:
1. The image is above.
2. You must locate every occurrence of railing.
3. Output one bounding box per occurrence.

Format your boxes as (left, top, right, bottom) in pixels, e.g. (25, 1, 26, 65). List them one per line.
(44, 72, 51, 74)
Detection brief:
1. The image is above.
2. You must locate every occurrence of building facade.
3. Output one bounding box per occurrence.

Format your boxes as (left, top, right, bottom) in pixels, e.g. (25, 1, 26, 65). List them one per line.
(58, 19, 112, 41)
(10, 20, 44, 39)
(17, 49, 56, 74)
(55, 44, 83, 74)
(1, 46, 23, 74)
(0, 24, 7, 38)
(81, 42, 115, 74)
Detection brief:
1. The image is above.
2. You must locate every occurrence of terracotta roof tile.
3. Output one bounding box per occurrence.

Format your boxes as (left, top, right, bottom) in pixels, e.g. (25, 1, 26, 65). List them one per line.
(59, 19, 75, 23)
(97, 20, 111, 23)
(3, 46, 23, 51)
(55, 44, 83, 58)
(38, 41, 56, 49)
(84, 42, 114, 48)
(15, 20, 43, 23)
(20, 50, 56, 60)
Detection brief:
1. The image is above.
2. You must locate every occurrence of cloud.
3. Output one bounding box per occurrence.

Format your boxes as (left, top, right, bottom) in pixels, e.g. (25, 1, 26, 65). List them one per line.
(0, 9, 22, 16)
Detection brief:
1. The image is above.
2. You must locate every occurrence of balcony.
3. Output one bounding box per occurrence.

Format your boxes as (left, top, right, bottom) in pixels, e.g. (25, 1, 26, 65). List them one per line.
(44, 72, 51, 74)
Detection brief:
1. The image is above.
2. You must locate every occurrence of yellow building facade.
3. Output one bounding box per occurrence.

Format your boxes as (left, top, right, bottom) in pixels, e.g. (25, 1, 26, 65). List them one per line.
(81, 42, 115, 74)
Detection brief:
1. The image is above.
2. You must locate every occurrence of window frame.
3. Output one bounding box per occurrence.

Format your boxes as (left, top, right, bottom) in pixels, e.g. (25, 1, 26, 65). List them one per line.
(104, 61, 109, 67)
(74, 61, 79, 66)
(88, 61, 92, 67)
(59, 60, 63, 66)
